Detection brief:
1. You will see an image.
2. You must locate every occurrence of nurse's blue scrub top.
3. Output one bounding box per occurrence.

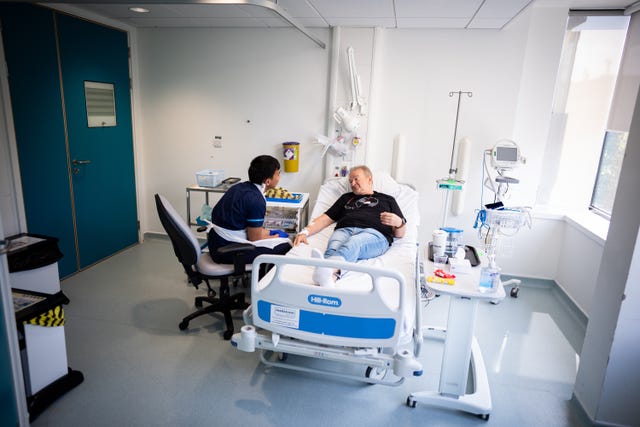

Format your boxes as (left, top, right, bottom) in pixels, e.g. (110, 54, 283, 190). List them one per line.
(211, 181, 265, 231)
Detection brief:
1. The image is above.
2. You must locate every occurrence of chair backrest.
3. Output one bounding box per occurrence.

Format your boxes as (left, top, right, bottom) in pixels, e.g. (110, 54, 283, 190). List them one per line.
(155, 194, 201, 277)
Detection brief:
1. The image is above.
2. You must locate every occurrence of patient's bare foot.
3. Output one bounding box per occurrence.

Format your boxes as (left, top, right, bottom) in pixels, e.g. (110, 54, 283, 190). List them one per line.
(311, 248, 335, 287)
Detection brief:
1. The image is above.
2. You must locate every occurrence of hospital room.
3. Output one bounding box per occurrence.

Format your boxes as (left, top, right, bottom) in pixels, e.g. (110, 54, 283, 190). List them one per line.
(0, 0, 639, 425)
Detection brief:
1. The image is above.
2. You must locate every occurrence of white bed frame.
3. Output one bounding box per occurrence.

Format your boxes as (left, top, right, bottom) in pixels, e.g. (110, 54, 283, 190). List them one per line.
(231, 173, 423, 385)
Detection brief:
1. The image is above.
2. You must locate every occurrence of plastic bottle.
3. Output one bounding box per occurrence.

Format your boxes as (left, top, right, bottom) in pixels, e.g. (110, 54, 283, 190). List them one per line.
(478, 256, 500, 293)
(440, 227, 463, 258)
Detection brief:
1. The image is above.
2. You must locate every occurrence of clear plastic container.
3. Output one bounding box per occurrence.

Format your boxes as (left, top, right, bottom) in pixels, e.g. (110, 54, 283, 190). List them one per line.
(478, 266, 500, 293)
(440, 227, 463, 258)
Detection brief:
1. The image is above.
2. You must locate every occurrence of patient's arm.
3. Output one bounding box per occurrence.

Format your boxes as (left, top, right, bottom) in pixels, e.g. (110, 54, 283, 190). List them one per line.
(293, 213, 334, 246)
(393, 221, 407, 238)
(380, 212, 407, 239)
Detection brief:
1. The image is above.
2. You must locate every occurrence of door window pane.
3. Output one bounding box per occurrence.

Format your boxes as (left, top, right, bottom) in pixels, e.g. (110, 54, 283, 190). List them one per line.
(84, 81, 116, 127)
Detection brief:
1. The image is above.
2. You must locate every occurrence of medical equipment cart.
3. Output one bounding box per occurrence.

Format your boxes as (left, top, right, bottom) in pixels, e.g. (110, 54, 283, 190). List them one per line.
(186, 185, 309, 234)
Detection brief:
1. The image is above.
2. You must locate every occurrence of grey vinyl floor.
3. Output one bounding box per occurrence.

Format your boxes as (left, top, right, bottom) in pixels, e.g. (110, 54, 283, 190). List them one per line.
(32, 235, 591, 427)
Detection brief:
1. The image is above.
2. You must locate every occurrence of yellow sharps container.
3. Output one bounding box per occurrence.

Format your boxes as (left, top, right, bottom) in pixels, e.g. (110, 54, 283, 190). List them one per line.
(282, 142, 299, 173)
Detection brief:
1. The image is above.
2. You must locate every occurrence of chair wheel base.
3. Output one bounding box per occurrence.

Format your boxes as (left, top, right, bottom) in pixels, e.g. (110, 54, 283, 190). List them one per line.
(179, 320, 189, 330)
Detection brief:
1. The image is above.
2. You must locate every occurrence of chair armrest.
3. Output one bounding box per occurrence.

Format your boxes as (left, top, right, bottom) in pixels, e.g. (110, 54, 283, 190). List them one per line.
(217, 243, 255, 254)
(217, 243, 255, 275)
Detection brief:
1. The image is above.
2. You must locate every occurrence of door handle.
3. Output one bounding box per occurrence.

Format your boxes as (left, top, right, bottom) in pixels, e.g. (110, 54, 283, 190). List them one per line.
(72, 159, 91, 165)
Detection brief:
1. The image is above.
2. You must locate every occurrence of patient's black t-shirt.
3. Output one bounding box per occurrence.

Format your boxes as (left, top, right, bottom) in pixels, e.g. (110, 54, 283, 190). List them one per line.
(324, 191, 405, 245)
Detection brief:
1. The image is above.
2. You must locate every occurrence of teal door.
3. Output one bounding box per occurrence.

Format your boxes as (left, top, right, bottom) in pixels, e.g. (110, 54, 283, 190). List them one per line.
(0, 4, 138, 276)
(56, 14, 138, 268)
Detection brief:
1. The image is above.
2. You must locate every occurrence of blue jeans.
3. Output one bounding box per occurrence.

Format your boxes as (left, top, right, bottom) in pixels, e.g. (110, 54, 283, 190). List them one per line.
(324, 227, 389, 262)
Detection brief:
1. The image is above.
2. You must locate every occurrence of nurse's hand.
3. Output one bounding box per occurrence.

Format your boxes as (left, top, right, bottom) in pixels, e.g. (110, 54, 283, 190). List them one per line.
(269, 229, 289, 238)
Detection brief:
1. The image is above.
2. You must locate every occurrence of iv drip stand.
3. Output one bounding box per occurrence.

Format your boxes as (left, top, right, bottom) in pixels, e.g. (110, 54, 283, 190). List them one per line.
(447, 91, 472, 176)
(440, 90, 472, 228)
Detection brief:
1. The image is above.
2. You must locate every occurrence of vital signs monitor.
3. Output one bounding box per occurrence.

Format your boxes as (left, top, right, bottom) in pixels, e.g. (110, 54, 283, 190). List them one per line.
(490, 140, 522, 170)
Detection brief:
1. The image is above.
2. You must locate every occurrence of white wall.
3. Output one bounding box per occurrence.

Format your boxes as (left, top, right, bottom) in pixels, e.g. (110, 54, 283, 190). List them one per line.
(137, 27, 331, 233)
(556, 221, 604, 314)
(366, 6, 573, 281)
(371, 23, 527, 239)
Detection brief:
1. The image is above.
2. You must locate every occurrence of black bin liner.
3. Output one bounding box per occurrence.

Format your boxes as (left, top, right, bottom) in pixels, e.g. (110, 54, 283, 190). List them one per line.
(7, 233, 64, 273)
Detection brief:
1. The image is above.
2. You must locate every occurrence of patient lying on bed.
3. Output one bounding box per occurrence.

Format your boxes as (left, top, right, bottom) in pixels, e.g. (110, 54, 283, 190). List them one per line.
(293, 165, 407, 287)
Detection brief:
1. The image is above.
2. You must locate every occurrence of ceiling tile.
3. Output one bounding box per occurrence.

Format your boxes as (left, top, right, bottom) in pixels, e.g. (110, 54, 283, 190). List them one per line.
(396, 17, 470, 28)
(395, 0, 483, 18)
(474, 0, 533, 18)
(308, 0, 395, 18)
(294, 17, 331, 28)
(163, 4, 250, 18)
(255, 16, 304, 28)
(466, 17, 511, 28)
(325, 17, 397, 27)
(48, 0, 599, 30)
(276, 0, 325, 18)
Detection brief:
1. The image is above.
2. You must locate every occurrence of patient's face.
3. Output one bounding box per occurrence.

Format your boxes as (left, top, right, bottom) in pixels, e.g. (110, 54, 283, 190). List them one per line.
(349, 169, 373, 195)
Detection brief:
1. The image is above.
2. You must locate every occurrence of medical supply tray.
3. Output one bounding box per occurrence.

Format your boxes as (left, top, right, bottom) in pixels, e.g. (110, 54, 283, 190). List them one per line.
(265, 193, 303, 203)
(428, 243, 480, 267)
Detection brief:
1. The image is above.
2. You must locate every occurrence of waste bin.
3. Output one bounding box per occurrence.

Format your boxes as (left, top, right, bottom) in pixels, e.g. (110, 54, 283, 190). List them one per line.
(12, 288, 83, 421)
(7, 233, 63, 294)
(8, 234, 83, 421)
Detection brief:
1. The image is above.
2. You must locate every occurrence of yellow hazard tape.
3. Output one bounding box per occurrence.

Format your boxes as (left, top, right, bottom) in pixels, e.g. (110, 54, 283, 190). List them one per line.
(26, 305, 65, 327)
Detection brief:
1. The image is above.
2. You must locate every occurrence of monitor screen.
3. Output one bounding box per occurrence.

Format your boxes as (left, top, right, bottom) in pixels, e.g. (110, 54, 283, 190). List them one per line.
(496, 146, 518, 162)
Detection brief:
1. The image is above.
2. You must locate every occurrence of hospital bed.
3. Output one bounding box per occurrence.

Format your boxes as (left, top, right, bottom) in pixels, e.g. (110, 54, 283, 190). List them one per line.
(231, 172, 424, 385)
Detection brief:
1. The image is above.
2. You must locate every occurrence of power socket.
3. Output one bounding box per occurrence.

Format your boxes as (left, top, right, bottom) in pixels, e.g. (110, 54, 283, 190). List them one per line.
(213, 136, 223, 148)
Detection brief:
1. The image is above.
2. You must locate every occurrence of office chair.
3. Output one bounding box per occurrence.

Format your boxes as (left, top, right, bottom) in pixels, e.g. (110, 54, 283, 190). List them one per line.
(155, 194, 252, 340)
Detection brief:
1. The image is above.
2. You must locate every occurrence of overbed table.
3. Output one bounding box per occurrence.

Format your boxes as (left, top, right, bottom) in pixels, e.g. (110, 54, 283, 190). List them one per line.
(408, 256, 505, 420)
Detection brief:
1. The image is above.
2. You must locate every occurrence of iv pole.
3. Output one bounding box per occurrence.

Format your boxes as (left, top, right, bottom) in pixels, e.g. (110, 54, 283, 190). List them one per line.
(439, 91, 472, 227)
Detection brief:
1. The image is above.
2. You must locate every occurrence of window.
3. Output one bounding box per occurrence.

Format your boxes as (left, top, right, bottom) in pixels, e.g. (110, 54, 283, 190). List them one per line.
(590, 130, 627, 218)
(544, 13, 630, 216)
(84, 81, 116, 127)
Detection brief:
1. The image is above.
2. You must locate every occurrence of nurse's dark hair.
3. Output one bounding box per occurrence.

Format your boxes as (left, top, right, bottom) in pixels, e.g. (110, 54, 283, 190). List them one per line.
(248, 155, 280, 184)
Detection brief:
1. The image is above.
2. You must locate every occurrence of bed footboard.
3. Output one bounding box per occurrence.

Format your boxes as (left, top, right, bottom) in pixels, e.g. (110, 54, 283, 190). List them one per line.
(246, 254, 407, 348)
